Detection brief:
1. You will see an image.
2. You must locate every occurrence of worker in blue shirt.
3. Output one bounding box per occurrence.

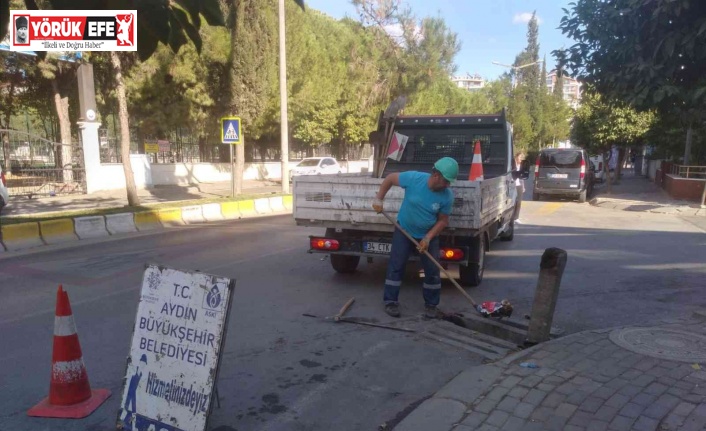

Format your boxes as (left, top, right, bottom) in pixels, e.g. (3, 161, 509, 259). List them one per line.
(372, 157, 458, 318)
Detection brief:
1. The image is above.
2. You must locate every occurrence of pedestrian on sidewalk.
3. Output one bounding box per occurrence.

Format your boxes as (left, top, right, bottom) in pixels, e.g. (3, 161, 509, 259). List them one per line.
(372, 157, 458, 319)
(513, 153, 525, 224)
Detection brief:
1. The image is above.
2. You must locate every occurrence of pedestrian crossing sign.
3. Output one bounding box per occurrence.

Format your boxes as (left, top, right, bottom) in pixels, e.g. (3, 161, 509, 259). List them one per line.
(221, 116, 242, 144)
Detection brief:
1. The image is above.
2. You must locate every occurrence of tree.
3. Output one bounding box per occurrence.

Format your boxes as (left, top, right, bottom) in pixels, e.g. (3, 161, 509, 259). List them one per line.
(513, 11, 543, 151)
(557, 0, 706, 164)
(1, 0, 227, 206)
(538, 55, 571, 149)
(0, 51, 33, 172)
(571, 88, 654, 192)
(221, 0, 304, 194)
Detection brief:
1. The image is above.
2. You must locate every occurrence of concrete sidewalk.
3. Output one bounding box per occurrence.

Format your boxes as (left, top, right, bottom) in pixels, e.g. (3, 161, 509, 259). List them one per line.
(393, 314, 706, 431)
(2, 179, 283, 217)
(590, 173, 704, 217)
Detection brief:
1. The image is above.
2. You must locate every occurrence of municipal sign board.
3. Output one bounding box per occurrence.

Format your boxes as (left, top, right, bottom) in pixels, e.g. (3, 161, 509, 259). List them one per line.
(117, 265, 235, 431)
(221, 116, 242, 144)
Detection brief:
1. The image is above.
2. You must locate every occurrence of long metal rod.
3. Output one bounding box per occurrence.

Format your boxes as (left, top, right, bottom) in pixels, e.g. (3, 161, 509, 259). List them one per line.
(337, 318, 416, 333)
(302, 313, 415, 333)
(380, 211, 480, 310)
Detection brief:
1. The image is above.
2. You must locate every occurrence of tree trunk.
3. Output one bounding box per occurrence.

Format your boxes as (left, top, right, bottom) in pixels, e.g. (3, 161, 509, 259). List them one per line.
(2, 132, 10, 173)
(615, 147, 626, 184)
(604, 148, 613, 194)
(110, 51, 140, 206)
(2, 80, 16, 173)
(51, 79, 73, 182)
(683, 123, 693, 165)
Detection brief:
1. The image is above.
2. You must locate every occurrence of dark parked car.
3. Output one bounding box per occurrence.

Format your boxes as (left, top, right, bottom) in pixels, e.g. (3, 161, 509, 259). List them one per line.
(533, 148, 595, 203)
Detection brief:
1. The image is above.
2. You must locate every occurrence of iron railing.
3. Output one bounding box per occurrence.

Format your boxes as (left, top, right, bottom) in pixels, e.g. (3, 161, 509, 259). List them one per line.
(670, 164, 706, 179)
(1, 129, 86, 197)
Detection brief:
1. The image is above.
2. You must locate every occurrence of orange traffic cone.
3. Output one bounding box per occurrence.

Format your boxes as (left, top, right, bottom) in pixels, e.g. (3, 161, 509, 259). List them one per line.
(27, 285, 111, 418)
(468, 140, 484, 181)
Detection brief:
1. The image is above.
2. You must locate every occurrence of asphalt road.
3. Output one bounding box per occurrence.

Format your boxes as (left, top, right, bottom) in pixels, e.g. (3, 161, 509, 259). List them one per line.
(0, 195, 704, 431)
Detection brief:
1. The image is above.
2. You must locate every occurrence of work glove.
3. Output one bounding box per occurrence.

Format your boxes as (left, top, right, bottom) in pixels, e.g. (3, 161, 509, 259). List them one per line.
(372, 198, 384, 213)
(417, 236, 431, 253)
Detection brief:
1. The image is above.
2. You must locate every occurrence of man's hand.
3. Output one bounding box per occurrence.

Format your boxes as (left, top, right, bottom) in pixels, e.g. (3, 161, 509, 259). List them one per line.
(417, 236, 431, 253)
(372, 198, 384, 213)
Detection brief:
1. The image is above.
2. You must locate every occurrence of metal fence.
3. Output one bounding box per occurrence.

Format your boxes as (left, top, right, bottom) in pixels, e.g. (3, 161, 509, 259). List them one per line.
(670, 164, 706, 179)
(1, 129, 86, 197)
(100, 128, 374, 164)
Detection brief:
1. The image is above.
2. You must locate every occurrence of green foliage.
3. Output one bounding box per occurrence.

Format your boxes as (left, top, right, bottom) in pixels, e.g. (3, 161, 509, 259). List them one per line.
(2, 0, 579, 164)
(557, 0, 706, 117)
(571, 89, 655, 154)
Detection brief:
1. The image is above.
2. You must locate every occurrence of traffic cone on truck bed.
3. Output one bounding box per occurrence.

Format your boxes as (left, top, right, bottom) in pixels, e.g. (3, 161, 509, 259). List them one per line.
(27, 285, 111, 418)
(468, 140, 484, 181)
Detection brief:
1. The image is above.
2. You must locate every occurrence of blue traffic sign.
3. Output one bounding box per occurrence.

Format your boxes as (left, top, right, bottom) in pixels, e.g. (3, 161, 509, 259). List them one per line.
(221, 117, 242, 144)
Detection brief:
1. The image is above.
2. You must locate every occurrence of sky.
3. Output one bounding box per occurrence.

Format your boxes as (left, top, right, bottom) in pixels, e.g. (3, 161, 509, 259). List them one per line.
(303, 0, 575, 81)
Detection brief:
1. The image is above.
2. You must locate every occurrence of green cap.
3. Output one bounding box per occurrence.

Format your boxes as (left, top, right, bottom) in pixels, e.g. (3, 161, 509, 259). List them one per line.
(433, 157, 459, 182)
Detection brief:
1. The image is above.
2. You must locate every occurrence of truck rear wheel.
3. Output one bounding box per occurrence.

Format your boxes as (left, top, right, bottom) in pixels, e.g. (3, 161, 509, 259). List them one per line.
(459, 234, 485, 287)
(330, 254, 360, 273)
(578, 190, 587, 203)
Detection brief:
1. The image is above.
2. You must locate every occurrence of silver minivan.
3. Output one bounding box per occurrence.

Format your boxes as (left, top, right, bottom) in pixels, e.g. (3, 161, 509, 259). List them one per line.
(533, 148, 595, 203)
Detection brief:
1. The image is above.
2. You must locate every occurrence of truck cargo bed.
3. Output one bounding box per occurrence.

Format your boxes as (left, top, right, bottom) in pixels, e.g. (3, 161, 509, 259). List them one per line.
(293, 174, 515, 234)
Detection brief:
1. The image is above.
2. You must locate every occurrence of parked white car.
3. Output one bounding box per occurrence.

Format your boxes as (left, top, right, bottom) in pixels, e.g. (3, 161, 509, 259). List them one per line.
(290, 157, 341, 181)
(590, 154, 605, 182)
(0, 165, 9, 213)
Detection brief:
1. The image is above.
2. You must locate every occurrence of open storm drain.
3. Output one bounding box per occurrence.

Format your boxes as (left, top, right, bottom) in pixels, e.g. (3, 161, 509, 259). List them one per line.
(609, 327, 706, 363)
(421, 313, 563, 360)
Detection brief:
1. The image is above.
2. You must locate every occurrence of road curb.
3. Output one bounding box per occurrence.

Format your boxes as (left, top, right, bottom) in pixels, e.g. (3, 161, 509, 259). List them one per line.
(0, 221, 45, 251)
(106, 213, 138, 234)
(181, 205, 206, 224)
(238, 200, 258, 218)
(0, 196, 293, 255)
(202, 203, 225, 221)
(254, 197, 272, 215)
(39, 218, 79, 245)
(74, 216, 110, 239)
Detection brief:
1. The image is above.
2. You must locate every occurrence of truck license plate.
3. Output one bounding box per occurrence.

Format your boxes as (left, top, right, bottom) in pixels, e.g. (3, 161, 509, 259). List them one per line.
(364, 241, 391, 254)
(548, 173, 568, 179)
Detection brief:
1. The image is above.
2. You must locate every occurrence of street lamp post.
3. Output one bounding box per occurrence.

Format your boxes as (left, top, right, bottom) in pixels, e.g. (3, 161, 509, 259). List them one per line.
(279, 0, 290, 194)
(492, 60, 544, 89)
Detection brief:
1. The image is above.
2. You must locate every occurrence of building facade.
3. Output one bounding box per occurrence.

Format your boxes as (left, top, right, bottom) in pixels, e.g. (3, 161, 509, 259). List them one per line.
(546, 71, 582, 109)
(452, 74, 485, 91)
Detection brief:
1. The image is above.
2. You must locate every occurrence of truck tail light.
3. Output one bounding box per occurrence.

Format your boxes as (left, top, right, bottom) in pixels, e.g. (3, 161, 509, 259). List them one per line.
(440, 248, 464, 261)
(535, 157, 540, 178)
(310, 237, 340, 251)
(580, 158, 586, 179)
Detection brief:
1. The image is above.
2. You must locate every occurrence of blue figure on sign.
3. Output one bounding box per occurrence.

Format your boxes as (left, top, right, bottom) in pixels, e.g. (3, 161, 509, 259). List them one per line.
(122, 354, 147, 429)
(207, 285, 222, 309)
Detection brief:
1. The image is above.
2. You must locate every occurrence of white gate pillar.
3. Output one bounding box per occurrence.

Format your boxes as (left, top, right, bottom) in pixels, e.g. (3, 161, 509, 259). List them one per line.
(76, 63, 103, 194)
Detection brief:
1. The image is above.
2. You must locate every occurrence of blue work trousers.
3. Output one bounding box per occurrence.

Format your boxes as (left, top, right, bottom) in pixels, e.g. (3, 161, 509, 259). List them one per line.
(383, 228, 441, 307)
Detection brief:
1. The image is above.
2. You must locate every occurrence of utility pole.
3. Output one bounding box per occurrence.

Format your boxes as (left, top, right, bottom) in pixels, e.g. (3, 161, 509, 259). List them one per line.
(278, 0, 290, 194)
(492, 60, 544, 89)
